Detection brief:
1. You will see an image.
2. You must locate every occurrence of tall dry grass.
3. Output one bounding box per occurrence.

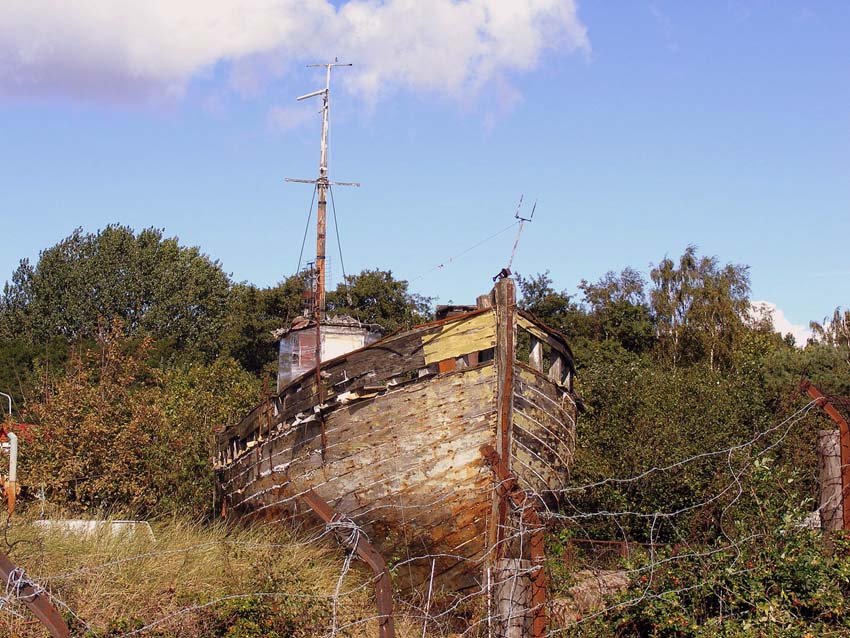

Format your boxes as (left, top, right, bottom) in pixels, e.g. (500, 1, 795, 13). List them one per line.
(0, 513, 439, 637)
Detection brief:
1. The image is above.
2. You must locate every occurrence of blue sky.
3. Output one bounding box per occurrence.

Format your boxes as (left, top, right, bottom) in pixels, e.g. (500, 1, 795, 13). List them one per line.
(1, 1, 848, 342)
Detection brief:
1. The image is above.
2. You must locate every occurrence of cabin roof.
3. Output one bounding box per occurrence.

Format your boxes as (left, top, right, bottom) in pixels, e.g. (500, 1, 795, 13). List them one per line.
(272, 314, 384, 341)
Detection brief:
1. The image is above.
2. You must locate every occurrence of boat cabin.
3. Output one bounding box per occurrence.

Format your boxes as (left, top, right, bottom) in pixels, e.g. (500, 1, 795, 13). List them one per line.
(274, 316, 383, 392)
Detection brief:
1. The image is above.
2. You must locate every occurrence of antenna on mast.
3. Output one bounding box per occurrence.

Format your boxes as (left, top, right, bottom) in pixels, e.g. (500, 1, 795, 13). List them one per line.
(493, 195, 536, 281)
(286, 61, 359, 319)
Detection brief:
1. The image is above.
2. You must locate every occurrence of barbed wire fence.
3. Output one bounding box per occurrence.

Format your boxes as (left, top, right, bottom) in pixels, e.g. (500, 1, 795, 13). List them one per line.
(0, 396, 839, 637)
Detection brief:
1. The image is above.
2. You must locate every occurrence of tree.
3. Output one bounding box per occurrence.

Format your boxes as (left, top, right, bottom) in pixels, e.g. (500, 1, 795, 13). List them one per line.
(221, 275, 308, 377)
(515, 271, 585, 337)
(21, 325, 260, 517)
(1, 226, 231, 359)
(650, 246, 750, 370)
(578, 267, 655, 353)
(810, 307, 850, 348)
(326, 269, 432, 333)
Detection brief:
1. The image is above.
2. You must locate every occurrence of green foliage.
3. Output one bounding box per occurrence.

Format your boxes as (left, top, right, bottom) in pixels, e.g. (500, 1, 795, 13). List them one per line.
(579, 268, 656, 353)
(20, 326, 261, 517)
(326, 268, 433, 333)
(565, 529, 850, 638)
(809, 306, 850, 349)
(1, 226, 231, 359)
(516, 271, 586, 336)
(650, 246, 751, 370)
(221, 276, 307, 377)
(0, 337, 68, 408)
(569, 345, 784, 543)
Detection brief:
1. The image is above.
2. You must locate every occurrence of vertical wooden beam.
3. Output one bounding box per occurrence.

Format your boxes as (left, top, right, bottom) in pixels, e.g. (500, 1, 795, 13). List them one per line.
(489, 278, 516, 560)
(481, 445, 548, 638)
(802, 380, 850, 529)
(494, 558, 531, 638)
(477, 294, 493, 310)
(529, 337, 543, 371)
(547, 356, 563, 384)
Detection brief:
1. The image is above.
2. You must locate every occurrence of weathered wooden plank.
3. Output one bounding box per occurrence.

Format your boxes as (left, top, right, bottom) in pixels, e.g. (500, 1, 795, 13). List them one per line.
(517, 312, 575, 369)
(422, 310, 496, 364)
(529, 337, 543, 371)
(227, 364, 499, 590)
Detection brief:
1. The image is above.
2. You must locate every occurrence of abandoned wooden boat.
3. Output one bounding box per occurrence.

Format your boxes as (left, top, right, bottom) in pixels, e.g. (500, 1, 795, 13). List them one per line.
(215, 278, 577, 591)
(213, 64, 579, 594)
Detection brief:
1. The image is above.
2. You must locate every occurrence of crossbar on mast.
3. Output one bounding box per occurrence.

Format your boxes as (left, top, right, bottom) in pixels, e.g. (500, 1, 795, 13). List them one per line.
(285, 61, 357, 320)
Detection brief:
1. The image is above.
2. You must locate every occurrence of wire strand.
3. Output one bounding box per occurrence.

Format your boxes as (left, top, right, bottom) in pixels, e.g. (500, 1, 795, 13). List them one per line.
(329, 185, 347, 285)
(409, 220, 519, 283)
(295, 184, 318, 276)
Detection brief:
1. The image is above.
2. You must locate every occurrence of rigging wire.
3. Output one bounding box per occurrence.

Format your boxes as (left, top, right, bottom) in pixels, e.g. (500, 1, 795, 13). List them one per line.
(295, 184, 318, 276)
(328, 184, 348, 285)
(409, 220, 520, 283)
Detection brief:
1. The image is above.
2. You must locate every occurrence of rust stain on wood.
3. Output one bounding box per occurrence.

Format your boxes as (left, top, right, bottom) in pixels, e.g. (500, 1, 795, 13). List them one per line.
(216, 283, 578, 593)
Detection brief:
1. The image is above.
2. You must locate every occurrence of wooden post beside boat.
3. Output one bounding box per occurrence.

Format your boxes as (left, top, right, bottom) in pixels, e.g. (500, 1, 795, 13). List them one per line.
(481, 444, 548, 638)
(802, 379, 850, 529)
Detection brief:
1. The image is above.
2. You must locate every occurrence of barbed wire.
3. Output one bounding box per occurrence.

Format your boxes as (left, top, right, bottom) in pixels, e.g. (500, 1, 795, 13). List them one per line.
(0, 395, 833, 637)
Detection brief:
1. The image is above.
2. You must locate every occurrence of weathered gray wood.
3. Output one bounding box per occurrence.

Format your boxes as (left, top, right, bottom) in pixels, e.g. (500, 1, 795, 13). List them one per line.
(818, 429, 843, 531)
(495, 558, 532, 638)
(529, 337, 543, 371)
(547, 356, 563, 384)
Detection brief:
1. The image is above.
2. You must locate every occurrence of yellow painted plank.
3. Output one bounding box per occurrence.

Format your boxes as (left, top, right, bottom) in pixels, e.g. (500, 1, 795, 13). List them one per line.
(422, 311, 496, 364)
(517, 315, 551, 344)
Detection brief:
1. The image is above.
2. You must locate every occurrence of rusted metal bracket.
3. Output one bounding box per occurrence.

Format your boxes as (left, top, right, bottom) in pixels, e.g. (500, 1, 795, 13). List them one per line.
(481, 444, 547, 638)
(801, 379, 850, 529)
(299, 489, 395, 638)
(0, 551, 70, 638)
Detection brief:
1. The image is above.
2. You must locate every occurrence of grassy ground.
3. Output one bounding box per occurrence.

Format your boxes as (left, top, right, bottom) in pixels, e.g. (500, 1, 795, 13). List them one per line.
(0, 512, 443, 638)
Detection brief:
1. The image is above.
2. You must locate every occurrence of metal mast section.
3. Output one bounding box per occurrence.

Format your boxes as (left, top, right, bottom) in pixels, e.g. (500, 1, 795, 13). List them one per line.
(287, 62, 359, 318)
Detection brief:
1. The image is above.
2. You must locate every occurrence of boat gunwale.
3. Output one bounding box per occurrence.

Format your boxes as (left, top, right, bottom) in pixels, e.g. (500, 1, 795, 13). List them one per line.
(217, 307, 495, 441)
(217, 304, 578, 455)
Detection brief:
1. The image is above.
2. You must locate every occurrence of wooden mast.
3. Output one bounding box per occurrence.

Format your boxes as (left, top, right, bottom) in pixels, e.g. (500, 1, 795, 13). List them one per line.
(286, 61, 359, 323)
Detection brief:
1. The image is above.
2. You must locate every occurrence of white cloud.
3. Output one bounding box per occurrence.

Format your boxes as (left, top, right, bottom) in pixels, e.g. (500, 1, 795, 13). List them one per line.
(266, 103, 314, 133)
(0, 0, 589, 103)
(751, 301, 812, 347)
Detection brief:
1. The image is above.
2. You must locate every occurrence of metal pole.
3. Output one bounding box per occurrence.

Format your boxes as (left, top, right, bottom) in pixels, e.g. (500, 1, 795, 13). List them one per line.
(289, 61, 356, 322)
(316, 66, 330, 317)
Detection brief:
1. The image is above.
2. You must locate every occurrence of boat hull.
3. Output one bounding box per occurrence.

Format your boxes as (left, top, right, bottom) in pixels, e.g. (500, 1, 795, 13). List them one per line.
(216, 289, 577, 591)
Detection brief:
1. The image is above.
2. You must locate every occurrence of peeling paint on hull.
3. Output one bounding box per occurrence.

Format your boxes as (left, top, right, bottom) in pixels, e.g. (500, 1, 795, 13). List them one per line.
(216, 296, 578, 592)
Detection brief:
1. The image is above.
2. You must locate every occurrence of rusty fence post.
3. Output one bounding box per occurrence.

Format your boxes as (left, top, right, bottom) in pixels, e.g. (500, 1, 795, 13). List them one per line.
(299, 489, 395, 638)
(0, 551, 70, 638)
